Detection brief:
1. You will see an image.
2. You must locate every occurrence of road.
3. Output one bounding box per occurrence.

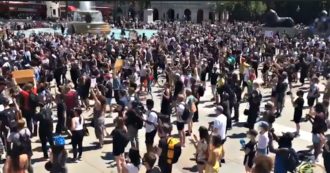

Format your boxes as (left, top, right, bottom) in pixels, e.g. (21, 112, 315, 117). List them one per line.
(3, 75, 329, 173)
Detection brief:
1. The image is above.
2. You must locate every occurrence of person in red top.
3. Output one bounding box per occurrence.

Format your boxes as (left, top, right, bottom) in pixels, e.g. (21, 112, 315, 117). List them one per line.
(63, 83, 79, 130)
(13, 78, 38, 136)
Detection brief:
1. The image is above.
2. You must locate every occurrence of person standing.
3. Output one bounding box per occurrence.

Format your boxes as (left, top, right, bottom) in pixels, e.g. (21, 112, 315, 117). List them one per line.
(256, 122, 269, 156)
(205, 135, 224, 173)
(192, 126, 209, 173)
(156, 123, 181, 173)
(212, 106, 227, 144)
(55, 93, 66, 134)
(64, 84, 79, 131)
(47, 136, 68, 173)
(91, 88, 106, 148)
(70, 108, 84, 161)
(176, 95, 187, 147)
(292, 90, 304, 136)
(186, 89, 197, 136)
(323, 140, 330, 173)
(243, 130, 258, 173)
(307, 77, 320, 113)
(160, 83, 172, 123)
(13, 78, 37, 136)
(36, 102, 54, 159)
(111, 117, 129, 173)
(246, 87, 262, 130)
(145, 99, 158, 153)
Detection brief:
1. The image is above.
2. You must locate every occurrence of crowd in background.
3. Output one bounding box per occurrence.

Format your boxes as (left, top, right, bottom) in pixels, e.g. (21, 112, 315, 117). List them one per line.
(0, 20, 328, 173)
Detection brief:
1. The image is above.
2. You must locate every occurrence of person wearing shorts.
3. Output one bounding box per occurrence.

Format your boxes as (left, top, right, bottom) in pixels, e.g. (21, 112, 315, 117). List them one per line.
(176, 95, 186, 147)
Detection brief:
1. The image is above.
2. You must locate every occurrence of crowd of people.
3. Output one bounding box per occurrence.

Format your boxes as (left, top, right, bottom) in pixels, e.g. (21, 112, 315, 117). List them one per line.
(0, 19, 328, 173)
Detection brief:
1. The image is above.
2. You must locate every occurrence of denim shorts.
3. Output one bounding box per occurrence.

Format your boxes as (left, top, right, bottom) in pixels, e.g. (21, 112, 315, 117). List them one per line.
(312, 133, 320, 144)
(257, 148, 268, 155)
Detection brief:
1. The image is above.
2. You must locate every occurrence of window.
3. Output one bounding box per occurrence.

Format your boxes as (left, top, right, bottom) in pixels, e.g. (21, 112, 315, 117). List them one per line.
(53, 9, 56, 15)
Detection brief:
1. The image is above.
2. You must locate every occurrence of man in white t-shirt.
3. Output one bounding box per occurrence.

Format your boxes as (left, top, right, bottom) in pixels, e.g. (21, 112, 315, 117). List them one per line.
(145, 99, 158, 153)
(212, 106, 228, 163)
(212, 106, 227, 142)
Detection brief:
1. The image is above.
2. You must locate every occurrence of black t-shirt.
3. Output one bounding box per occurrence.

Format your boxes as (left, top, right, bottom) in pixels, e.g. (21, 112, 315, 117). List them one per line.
(294, 97, 304, 112)
(210, 72, 219, 85)
(174, 80, 184, 96)
(244, 141, 256, 157)
(105, 81, 113, 98)
(125, 109, 139, 126)
(111, 128, 128, 155)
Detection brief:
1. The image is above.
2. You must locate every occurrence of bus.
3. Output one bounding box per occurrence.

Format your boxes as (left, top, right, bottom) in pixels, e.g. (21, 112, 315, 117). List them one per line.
(0, 1, 47, 20)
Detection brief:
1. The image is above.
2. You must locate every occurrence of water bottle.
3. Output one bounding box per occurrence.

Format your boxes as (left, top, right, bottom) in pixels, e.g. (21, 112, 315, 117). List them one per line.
(240, 139, 246, 148)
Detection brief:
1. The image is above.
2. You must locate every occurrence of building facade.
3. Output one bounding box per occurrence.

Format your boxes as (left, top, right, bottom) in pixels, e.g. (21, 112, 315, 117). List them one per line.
(150, 1, 218, 23)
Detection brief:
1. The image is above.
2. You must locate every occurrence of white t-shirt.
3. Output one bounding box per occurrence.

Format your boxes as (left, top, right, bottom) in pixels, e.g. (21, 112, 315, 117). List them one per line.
(145, 110, 158, 133)
(257, 132, 269, 149)
(125, 163, 139, 173)
(213, 114, 227, 140)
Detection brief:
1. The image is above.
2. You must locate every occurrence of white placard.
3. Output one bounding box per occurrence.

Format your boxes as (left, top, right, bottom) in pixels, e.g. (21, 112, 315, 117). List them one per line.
(91, 78, 97, 88)
(265, 31, 274, 38)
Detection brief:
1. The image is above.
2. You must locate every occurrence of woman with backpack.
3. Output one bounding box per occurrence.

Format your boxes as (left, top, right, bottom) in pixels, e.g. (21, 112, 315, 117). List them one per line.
(6, 118, 33, 173)
(70, 107, 84, 161)
(45, 136, 68, 173)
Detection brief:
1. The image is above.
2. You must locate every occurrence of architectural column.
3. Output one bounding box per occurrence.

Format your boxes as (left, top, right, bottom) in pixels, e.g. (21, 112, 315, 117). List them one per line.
(215, 12, 219, 21)
(191, 8, 197, 23)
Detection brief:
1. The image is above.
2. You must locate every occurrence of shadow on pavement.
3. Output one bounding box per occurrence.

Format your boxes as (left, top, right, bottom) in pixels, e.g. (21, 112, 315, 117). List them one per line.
(233, 122, 246, 128)
(31, 157, 47, 163)
(183, 165, 198, 172)
(207, 113, 217, 117)
(101, 152, 115, 161)
(227, 133, 246, 139)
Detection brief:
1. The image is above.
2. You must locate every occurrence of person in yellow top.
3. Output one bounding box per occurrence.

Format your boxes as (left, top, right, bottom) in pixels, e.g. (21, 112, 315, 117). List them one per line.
(205, 135, 224, 173)
(239, 57, 250, 85)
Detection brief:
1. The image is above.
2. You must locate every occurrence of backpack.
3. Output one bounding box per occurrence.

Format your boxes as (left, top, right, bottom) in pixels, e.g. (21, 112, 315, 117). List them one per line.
(29, 92, 39, 109)
(285, 149, 299, 172)
(181, 105, 190, 122)
(166, 137, 182, 164)
(135, 113, 144, 130)
(3, 109, 18, 130)
(40, 106, 53, 122)
(12, 129, 32, 156)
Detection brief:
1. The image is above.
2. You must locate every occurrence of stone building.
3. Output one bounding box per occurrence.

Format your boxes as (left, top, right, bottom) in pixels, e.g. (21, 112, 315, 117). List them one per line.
(150, 1, 218, 23)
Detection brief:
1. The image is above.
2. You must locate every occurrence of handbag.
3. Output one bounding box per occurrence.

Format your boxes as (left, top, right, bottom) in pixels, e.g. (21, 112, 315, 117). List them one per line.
(243, 104, 250, 116)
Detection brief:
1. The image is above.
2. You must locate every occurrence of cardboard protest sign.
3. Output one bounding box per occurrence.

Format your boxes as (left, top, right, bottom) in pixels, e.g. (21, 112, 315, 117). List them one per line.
(12, 69, 34, 84)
